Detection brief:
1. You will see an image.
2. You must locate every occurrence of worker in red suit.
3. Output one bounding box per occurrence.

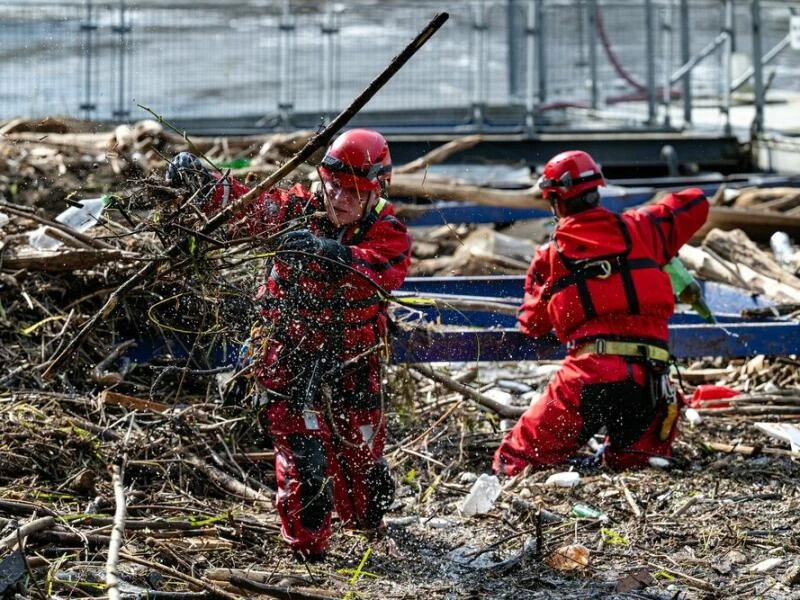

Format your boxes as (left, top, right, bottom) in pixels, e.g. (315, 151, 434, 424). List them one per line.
(166, 129, 412, 559)
(493, 150, 709, 476)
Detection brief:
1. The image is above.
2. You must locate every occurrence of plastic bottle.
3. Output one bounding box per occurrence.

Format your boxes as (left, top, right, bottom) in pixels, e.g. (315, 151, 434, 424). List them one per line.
(571, 503, 608, 522)
(663, 257, 716, 323)
(770, 231, 795, 266)
(29, 196, 109, 250)
(459, 474, 501, 516)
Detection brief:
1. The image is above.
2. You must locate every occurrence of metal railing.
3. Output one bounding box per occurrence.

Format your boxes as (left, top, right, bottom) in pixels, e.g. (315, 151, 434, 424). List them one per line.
(0, 0, 796, 134)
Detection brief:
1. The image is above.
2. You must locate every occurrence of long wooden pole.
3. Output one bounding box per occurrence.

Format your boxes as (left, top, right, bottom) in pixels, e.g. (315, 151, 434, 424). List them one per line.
(43, 12, 449, 379)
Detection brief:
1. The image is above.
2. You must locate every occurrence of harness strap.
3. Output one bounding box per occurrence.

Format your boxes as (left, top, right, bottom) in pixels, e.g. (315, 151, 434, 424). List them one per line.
(572, 338, 670, 363)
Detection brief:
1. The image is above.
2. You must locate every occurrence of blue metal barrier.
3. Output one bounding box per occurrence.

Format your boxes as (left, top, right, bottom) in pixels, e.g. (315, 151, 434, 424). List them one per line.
(124, 271, 788, 369)
(391, 321, 800, 363)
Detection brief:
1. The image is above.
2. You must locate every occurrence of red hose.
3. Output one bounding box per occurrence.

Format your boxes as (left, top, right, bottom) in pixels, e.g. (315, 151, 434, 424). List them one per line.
(594, 6, 681, 104)
(595, 6, 647, 93)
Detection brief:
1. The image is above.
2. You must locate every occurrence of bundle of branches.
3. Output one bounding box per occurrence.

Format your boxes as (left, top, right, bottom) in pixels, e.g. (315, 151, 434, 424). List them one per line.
(0, 116, 316, 211)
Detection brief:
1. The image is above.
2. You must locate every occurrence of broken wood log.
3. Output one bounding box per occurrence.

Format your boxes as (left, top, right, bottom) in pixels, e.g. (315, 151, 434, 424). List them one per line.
(394, 135, 483, 175)
(228, 576, 340, 600)
(0, 247, 140, 272)
(694, 207, 800, 243)
(703, 441, 800, 459)
(679, 244, 800, 303)
(390, 171, 547, 210)
(0, 516, 55, 552)
(703, 228, 800, 291)
(182, 452, 273, 503)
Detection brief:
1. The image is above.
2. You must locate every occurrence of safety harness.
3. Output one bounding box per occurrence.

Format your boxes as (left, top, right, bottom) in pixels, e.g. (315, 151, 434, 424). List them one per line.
(550, 214, 660, 319)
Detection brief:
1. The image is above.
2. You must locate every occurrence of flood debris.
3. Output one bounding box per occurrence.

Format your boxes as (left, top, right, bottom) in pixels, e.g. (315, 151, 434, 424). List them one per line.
(2, 121, 800, 598)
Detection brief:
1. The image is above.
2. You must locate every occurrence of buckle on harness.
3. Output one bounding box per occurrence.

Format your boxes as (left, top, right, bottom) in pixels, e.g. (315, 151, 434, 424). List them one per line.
(586, 259, 612, 279)
(594, 339, 607, 354)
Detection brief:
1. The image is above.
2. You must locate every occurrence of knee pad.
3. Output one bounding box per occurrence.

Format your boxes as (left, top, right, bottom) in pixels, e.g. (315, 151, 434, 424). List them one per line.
(287, 435, 333, 531)
(363, 460, 395, 529)
(580, 379, 654, 450)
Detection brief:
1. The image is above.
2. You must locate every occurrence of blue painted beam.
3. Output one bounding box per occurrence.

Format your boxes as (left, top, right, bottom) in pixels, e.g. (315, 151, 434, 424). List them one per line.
(390, 321, 800, 363)
(125, 318, 799, 369)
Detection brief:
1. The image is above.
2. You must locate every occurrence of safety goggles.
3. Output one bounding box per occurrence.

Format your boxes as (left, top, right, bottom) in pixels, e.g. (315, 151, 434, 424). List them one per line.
(537, 171, 603, 192)
(320, 154, 391, 182)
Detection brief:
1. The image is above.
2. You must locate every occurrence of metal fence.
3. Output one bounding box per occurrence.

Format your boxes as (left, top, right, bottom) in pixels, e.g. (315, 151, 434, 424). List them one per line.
(0, 0, 797, 133)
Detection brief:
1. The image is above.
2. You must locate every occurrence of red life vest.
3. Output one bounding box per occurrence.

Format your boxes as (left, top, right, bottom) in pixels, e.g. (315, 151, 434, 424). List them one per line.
(260, 196, 410, 354)
(541, 209, 675, 344)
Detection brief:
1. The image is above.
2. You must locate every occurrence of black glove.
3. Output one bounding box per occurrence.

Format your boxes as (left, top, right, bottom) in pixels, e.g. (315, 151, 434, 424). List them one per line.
(280, 230, 351, 263)
(165, 152, 214, 199)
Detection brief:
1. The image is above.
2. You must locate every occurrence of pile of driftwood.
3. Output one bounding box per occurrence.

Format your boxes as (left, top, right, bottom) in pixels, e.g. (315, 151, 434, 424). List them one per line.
(3, 119, 800, 598)
(2, 358, 800, 599)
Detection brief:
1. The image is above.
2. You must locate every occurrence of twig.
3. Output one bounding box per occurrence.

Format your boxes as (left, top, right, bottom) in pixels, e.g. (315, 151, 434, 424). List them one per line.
(702, 441, 800, 458)
(106, 414, 134, 600)
(119, 551, 240, 600)
(647, 562, 718, 593)
(0, 516, 55, 551)
(394, 135, 483, 175)
(182, 451, 273, 503)
(106, 463, 127, 600)
(410, 364, 526, 418)
(228, 576, 339, 600)
(617, 477, 642, 519)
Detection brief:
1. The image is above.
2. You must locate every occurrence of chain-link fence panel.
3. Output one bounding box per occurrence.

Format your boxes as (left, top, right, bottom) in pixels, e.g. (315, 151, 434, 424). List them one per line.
(1, 0, 798, 130)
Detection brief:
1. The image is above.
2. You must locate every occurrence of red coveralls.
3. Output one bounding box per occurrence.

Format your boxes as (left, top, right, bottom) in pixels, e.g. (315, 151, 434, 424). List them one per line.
(493, 189, 709, 476)
(207, 177, 412, 555)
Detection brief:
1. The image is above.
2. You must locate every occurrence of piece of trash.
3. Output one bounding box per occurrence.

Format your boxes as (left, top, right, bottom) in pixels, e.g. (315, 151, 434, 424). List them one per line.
(770, 231, 796, 266)
(28, 196, 109, 250)
(458, 471, 478, 485)
(500, 418, 516, 432)
(459, 473, 501, 516)
(545, 544, 590, 571)
(648, 456, 671, 468)
(684, 407, 702, 426)
(425, 517, 456, 529)
(615, 568, 654, 593)
(546, 471, 580, 487)
(571, 502, 608, 522)
(749, 557, 783, 573)
(753, 422, 800, 453)
(0, 550, 27, 595)
(689, 384, 738, 409)
(0, 212, 9, 228)
(483, 388, 514, 406)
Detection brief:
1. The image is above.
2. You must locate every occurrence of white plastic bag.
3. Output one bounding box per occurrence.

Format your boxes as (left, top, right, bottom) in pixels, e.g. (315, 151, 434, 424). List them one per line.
(28, 196, 108, 250)
(459, 474, 501, 516)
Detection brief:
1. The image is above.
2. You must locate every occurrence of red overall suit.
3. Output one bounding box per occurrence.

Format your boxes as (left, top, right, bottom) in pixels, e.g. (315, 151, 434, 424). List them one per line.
(493, 188, 709, 476)
(207, 176, 412, 556)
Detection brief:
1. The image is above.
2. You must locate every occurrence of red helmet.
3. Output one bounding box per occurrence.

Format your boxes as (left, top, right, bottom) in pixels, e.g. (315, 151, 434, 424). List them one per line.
(319, 129, 392, 193)
(537, 150, 605, 201)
